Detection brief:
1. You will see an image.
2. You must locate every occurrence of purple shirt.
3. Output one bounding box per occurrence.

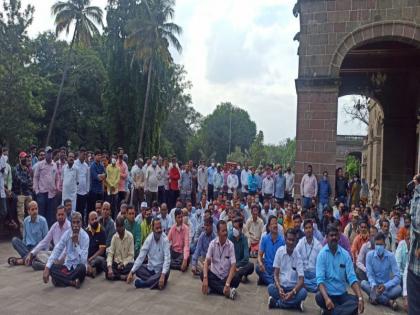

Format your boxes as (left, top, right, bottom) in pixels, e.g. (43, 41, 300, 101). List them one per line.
(206, 237, 236, 280)
(31, 219, 71, 255)
(34, 160, 58, 198)
(322, 233, 351, 254)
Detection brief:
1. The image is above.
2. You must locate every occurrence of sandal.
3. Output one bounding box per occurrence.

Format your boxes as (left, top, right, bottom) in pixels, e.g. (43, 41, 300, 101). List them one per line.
(8, 257, 24, 266)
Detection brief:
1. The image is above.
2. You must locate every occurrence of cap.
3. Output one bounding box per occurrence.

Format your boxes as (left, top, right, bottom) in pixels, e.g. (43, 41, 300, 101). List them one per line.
(45, 146, 53, 153)
(141, 202, 148, 208)
(19, 151, 28, 159)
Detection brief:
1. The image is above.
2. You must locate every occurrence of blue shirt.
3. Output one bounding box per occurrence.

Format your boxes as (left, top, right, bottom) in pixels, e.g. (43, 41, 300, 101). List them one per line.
(260, 232, 285, 273)
(207, 167, 216, 185)
(274, 174, 286, 199)
(90, 161, 105, 194)
(47, 228, 89, 270)
(23, 215, 48, 247)
(316, 245, 357, 296)
(366, 249, 400, 289)
(192, 231, 216, 266)
(248, 174, 258, 193)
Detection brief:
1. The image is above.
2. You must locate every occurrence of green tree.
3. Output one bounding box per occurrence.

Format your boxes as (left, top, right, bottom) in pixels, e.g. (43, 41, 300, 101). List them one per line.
(226, 146, 249, 165)
(345, 155, 360, 177)
(188, 102, 257, 162)
(124, 0, 182, 156)
(249, 131, 267, 166)
(0, 0, 47, 157)
(46, 0, 103, 145)
(264, 138, 296, 167)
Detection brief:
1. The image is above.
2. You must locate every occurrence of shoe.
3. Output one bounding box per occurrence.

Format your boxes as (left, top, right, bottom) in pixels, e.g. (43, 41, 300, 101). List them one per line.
(229, 287, 237, 300)
(268, 296, 277, 309)
(299, 301, 304, 312)
(390, 300, 398, 311)
(74, 278, 81, 289)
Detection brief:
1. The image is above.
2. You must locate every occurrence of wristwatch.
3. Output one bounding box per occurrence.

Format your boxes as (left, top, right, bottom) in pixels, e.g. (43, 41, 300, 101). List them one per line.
(358, 296, 363, 301)
(225, 283, 230, 287)
(292, 288, 297, 295)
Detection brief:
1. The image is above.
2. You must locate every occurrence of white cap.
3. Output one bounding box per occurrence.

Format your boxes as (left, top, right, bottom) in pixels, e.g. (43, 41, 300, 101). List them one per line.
(141, 202, 148, 208)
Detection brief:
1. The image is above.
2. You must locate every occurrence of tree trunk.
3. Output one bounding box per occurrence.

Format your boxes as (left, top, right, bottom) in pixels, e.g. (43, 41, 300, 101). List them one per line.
(45, 30, 77, 146)
(137, 58, 153, 157)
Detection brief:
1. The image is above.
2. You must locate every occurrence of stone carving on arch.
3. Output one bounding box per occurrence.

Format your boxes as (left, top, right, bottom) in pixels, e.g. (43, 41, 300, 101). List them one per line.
(329, 21, 420, 78)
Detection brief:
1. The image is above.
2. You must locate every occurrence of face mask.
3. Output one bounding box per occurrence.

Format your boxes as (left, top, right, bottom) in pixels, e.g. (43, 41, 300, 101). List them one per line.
(375, 244, 385, 256)
(196, 209, 202, 217)
(278, 218, 283, 225)
(152, 160, 157, 167)
(2, 155, 8, 163)
(211, 163, 215, 167)
(237, 166, 240, 170)
(232, 228, 240, 238)
(111, 158, 116, 165)
(91, 222, 99, 230)
(153, 231, 162, 241)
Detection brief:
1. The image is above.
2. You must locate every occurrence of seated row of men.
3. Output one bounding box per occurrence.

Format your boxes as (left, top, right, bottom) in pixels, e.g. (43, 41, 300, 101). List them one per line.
(7, 200, 403, 312)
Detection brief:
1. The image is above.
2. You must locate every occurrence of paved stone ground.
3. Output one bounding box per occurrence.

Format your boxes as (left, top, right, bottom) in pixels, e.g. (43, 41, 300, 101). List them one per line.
(0, 240, 405, 315)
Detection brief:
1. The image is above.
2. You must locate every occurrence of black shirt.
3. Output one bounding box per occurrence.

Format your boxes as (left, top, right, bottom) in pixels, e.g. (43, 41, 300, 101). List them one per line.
(86, 225, 106, 258)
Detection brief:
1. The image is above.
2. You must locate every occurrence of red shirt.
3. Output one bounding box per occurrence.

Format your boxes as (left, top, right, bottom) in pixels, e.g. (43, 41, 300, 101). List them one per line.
(169, 167, 180, 191)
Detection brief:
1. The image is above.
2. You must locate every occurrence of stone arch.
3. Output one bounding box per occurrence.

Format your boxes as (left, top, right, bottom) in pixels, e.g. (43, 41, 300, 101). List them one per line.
(329, 21, 420, 77)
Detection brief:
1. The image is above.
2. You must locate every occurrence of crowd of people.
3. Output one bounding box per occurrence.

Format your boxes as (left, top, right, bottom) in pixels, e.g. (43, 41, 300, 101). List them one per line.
(1, 145, 419, 314)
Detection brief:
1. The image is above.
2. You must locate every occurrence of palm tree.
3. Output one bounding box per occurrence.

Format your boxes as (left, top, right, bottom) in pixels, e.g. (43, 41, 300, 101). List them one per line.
(46, 0, 103, 145)
(125, 0, 182, 156)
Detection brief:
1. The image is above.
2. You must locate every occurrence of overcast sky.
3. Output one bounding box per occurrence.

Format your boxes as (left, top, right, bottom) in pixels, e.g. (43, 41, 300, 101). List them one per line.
(22, 0, 366, 144)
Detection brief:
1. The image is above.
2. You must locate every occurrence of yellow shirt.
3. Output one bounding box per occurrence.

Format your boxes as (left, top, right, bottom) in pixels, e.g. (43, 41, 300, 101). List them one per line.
(106, 230, 134, 267)
(106, 164, 120, 194)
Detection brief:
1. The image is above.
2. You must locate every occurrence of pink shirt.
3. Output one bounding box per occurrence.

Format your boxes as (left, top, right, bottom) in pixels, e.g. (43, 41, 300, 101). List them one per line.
(300, 174, 318, 198)
(55, 160, 66, 192)
(168, 223, 190, 259)
(33, 160, 58, 198)
(31, 219, 71, 255)
(206, 237, 236, 280)
(116, 160, 128, 192)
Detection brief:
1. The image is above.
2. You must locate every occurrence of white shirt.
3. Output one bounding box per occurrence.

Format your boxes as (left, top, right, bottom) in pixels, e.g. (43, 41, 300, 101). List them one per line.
(146, 165, 161, 192)
(227, 174, 238, 193)
(285, 172, 295, 193)
(273, 245, 304, 288)
(74, 159, 89, 195)
(62, 164, 78, 196)
(295, 236, 322, 273)
(262, 177, 275, 195)
(241, 169, 251, 192)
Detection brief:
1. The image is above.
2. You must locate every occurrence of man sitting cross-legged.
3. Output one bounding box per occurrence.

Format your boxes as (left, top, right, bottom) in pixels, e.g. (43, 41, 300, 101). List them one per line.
(201, 220, 241, 300)
(361, 232, 402, 310)
(105, 216, 134, 281)
(192, 217, 216, 276)
(86, 211, 107, 277)
(167, 208, 190, 271)
(268, 228, 307, 311)
(127, 218, 171, 290)
(8, 201, 48, 266)
(42, 212, 89, 288)
(24, 205, 70, 271)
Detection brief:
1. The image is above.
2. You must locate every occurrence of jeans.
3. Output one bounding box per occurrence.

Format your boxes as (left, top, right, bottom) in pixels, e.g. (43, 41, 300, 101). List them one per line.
(360, 280, 402, 305)
(317, 202, 329, 221)
(36, 192, 55, 227)
(315, 292, 358, 315)
(304, 270, 318, 292)
(11, 237, 34, 258)
(255, 264, 274, 285)
(302, 197, 312, 210)
(135, 264, 170, 289)
(268, 284, 307, 309)
(408, 269, 420, 314)
(0, 197, 7, 220)
(207, 184, 214, 201)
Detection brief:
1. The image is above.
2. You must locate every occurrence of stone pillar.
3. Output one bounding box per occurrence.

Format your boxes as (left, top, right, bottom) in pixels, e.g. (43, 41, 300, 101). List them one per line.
(295, 78, 339, 198)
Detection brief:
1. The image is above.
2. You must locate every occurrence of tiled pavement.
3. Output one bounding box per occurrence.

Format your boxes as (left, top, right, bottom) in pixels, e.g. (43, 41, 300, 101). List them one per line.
(0, 240, 405, 315)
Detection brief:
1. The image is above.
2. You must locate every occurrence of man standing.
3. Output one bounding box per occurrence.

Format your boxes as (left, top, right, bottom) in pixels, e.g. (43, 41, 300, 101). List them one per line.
(116, 148, 129, 206)
(229, 217, 254, 282)
(55, 147, 67, 211)
(145, 156, 160, 205)
(256, 215, 285, 285)
(315, 224, 364, 315)
(106, 216, 134, 281)
(127, 218, 171, 290)
(213, 165, 224, 200)
(105, 157, 120, 217)
(89, 150, 105, 216)
(25, 206, 70, 271)
(61, 152, 78, 212)
(241, 164, 251, 197)
(13, 151, 33, 235)
(9, 201, 48, 266)
(201, 220, 240, 300)
(335, 167, 348, 205)
(284, 166, 295, 202)
(131, 159, 145, 212)
(300, 165, 317, 210)
(268, 229, 307, 311)
(168, 156, 180, 210)
(43, 212, 88, 288)
(168, 208, 190, 271)
(197, 160, 208, 202)
(33, 146, 58, 227)
(247, 166, 258, 196)
(262, 174, 274, 200)
(74, 148, 89, 221)
(86, 211, 107, 277)
(295, 219, 322, 293)
(318, 171, 331, 221)
(361, 232, 401, 310)
(207, 160, 216, 201)
(227, 169, 239, 200)
(274, 167, 286, 206)
(180, 164, 192, 202)
(407, 173, 420, 314)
